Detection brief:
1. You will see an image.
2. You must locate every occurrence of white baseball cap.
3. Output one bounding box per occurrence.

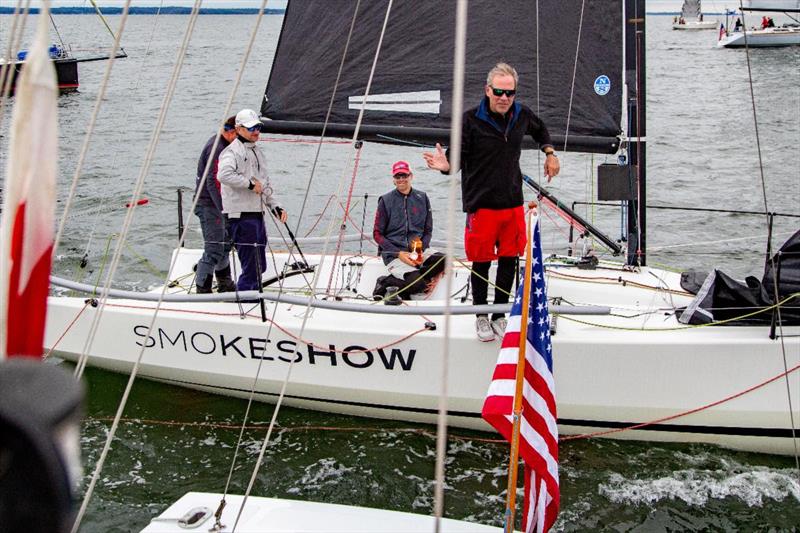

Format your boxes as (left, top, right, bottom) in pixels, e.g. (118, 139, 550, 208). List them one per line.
(235, 108, 261, 128)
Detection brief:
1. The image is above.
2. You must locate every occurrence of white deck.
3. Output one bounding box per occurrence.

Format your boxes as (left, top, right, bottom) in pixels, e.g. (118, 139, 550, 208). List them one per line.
(142, 492, 502, 532)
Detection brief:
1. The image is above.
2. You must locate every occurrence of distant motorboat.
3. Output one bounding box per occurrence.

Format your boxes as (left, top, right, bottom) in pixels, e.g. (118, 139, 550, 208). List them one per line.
(1, 44, 79, 95)
(673, 0, 718, 29)
(1, 45, 127, 96)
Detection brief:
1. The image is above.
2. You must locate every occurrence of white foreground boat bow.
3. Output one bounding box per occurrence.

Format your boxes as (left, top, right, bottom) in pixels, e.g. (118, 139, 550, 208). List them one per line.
(142, 492, 502, 532)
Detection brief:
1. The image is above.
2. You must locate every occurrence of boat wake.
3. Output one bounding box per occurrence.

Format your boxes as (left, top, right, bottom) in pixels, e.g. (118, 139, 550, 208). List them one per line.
(598, 462, 800, 507)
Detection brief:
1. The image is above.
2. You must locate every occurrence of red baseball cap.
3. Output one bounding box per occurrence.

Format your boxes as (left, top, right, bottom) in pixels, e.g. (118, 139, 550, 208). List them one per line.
(391, 160, 411, 176)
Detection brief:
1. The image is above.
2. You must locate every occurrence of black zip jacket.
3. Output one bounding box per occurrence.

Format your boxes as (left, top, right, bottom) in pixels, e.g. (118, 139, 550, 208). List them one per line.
(195, 134, 231, 211)
(448, 97, 553, 213)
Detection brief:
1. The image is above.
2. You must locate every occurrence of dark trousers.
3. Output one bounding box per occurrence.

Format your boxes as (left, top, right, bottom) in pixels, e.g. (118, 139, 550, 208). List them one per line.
(376, 252, 446, 300)
(194, 204, 232, 283)
(229, 214, 267, 292)
(471, 256, 517, 320)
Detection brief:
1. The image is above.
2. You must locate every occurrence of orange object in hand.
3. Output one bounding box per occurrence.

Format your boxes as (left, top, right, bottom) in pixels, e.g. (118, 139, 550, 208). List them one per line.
(409, 237, 423, 265)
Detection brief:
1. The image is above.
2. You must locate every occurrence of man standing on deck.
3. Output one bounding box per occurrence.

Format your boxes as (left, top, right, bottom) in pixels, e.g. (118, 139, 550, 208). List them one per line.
(372, 160, 445, 302)
(423, 62, 560, 341)
(218, 108, 288, 293)
(194, 116, 237, 294)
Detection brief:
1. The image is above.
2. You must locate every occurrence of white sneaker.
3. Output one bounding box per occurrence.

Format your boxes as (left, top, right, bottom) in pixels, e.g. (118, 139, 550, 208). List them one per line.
(491, 316, 508, 338)
(475, 316, 496, 342)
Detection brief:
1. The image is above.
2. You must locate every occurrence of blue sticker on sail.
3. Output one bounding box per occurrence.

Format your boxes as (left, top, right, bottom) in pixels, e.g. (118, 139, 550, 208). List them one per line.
(594, 75, 611, 96)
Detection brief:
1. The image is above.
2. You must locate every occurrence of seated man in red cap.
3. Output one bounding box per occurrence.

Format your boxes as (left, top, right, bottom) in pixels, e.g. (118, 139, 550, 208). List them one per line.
(372, 160, 445, 302)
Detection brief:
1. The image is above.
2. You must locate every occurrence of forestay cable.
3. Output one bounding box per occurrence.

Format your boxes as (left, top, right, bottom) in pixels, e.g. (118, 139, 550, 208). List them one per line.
(71, 3, 205, 530)
(433, 3, 468, 531)
(53, 0, 132, 259)
(290, 0, 363, 235)
(738, 1, 799, 469)
(79, 1, 166, 270)
(230, 2, 399, 530)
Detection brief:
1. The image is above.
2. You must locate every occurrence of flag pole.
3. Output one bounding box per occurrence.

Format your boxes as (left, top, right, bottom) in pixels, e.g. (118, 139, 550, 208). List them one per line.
(503, 209, 535, 533)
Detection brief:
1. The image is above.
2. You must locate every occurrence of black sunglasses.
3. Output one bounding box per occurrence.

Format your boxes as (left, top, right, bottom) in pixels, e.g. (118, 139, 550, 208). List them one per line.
(490, 86, 516, 97)
(393, 173, 410, 179)
(223, 124, 235, 131)
(245, 124, 262, 132)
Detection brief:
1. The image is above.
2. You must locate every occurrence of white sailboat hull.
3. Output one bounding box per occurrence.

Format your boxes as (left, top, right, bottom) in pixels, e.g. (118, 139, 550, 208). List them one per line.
(45, 249, 800, 455)
(718, 26, 800, 47)
(672, 20, 718, 30)
(142, 492, 502, 532)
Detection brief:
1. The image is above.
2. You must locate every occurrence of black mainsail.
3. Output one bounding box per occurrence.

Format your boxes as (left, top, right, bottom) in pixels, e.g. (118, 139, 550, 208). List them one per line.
(261, 0, 648, 264)
(262, 0, 624, 155)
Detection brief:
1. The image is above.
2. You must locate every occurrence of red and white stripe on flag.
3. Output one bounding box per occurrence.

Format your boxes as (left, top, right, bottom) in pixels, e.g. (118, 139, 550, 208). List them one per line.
(0, 4, 58, 359)
(481, 218, 559, 532)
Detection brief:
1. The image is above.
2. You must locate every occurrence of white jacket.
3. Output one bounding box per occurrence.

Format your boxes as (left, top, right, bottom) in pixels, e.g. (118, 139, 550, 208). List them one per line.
(218, 137, 280, 217)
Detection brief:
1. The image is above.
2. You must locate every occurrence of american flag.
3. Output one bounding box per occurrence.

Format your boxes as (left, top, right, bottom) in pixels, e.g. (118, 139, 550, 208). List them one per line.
(482, 219, 559, 532)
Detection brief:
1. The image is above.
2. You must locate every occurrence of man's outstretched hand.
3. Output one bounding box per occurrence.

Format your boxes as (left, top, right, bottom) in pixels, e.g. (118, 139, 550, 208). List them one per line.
(422, 143, 450, 173)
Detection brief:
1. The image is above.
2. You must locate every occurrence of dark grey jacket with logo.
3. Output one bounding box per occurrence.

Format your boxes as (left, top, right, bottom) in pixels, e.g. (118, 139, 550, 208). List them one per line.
(372, 188, 433, 265)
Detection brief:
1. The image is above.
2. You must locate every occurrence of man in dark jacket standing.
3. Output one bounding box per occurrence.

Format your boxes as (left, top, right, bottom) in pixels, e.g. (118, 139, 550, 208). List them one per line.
(373, 161, 445, 301)
(194, 116, 238, 293)
(423, 63, 560, 341)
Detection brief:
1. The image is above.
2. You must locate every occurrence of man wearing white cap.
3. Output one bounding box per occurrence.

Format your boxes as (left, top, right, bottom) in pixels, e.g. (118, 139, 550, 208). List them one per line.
(218, 108, 288, 292)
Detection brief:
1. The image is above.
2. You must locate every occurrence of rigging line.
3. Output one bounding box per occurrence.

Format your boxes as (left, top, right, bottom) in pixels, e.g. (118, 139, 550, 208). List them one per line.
(562, 0, 586, 154)
(161, 0, 278, 413)
(233, 7, 398, 528)
(86, 416, 507, 443)
(434, 3, 468, 531)
(53, 0, 132, 260)
(302, 194, 336, 236)
(0, 0, 31, 133)
(88, 0, 119, 43)
(571, 200, 800, 218)
(325, 141, 364, 294)
(335, 198, 378, 245)
(47, 10, 67, 51)
(0, 0, 24, 87)
(221, 239, 289, 533)
(559, 293, 800, 331)
(290, 0, 362, 237)
(535, 0, 540, 118)
(263, 203, 317, 294)
(152, 0, 323, 526)
(562, 362, 800, 442)
(740, 1, 799, 468)
(649, 230, 797, 251)
(533, 0, 543, 185)
(71, 0, 179, 381)
(43, 299, 91, 360)
(70, 3, 204, 531)
(632, 23, 645, 266)
(313, 0, 390, 301)
(80, 0, 166, 263)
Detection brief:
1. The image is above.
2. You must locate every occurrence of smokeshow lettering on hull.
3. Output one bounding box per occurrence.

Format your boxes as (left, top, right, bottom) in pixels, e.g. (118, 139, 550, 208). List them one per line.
(132, 325, 416, 371)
